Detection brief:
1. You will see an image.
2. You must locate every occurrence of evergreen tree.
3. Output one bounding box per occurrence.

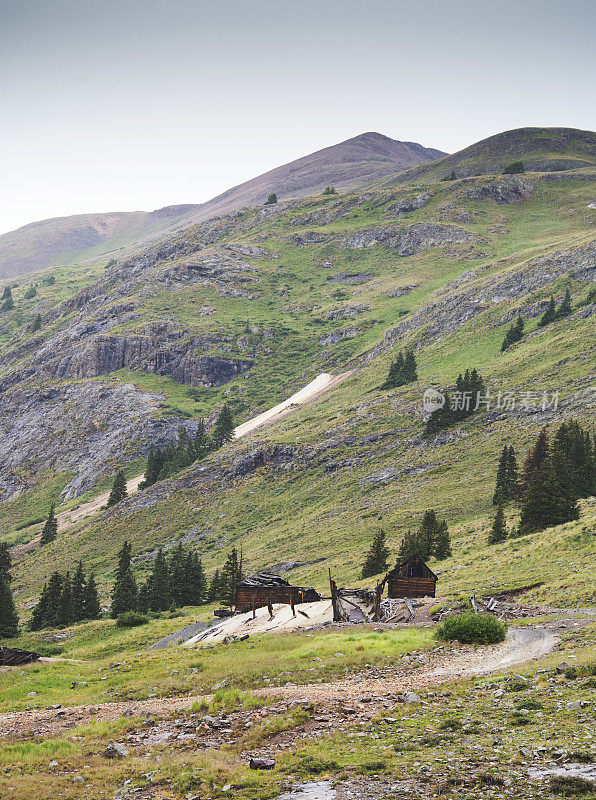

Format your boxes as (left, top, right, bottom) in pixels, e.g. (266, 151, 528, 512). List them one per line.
(551, 420, 595, 499)
(488, 504, 508, 544)
(264, 193, 277, 205)
(111, 541, 137, 617)
(501, 315, 524, 351)
(140, 445, 165, 489)
(107, 471, 127, 507)
(401, 350, 418, 383)
(519, 427, 549, 497)
(147, 548, 171, 612)
(556, 288, 572, 319)
(433, 520, 452, 559)
(503, 161, 525, 174)
(137, 583, 149, 613)
(506, 446, 519, 501)
(212, 405, 235, 448)
(83, 572, 101, 619)
(40, 504, 58, 545)
(30, 572, 63, 630)
(0, 573, 18, 638)
(57, 571, 73, 626)
(219, 549, 240, 607)
(322, 186, 336, 195)
(538, 296, 556, 327)
(493, 445, 519, 504)
(361, 530, 390, 578)
(208, 569, 221, 602)
(168, 544, 188, 607)
(0, 542, 11, 580)
(191, 554, 207, 604)
(193, 419, 209, 460)
(383, 352, 404, 389)
(519, 455, 580, 533)
(418, 510, 439, 560)
(71, 561, 87, 622)
(24, 284, 37, 299)
(1, 286, 14, 312)
(31, 314, 42, 332)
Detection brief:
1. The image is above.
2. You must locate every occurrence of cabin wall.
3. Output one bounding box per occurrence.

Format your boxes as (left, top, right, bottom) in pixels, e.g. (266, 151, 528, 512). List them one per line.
(236, 586, 317, 612)
(387, 576, 436, 599)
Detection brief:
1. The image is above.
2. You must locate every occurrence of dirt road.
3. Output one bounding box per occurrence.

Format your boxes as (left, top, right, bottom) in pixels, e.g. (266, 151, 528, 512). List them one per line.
(0, 624, 560, 738)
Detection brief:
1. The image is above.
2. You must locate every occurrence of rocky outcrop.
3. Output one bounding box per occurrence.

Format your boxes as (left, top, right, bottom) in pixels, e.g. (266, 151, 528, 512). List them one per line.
(323, 304, 370, 320)
(386, 192, 433, 216)
(463, 177, 534, 204)
(0, 381, 204, 501)
(32, 325, 252, 387)
(368, 240, 596, 358)
(318, 327, 360, 346)
(339, 223, 477, 256)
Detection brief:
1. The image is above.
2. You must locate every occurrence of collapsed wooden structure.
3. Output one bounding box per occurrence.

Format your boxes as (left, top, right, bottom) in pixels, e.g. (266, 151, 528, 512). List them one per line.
(0, 647, 40, 667)
(386, 556, 438, 598)
(235, 572, 321, 613)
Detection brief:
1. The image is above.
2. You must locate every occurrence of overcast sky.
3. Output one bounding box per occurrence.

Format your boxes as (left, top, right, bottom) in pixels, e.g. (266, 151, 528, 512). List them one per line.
(1, 0, 594, 235)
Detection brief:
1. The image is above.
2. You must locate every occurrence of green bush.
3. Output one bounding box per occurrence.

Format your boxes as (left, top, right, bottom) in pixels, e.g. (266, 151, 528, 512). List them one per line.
(115, 611, 149, 628)
(436, 612, 506, 644)
(550, 775, 596, 796)
(515, 698, 543, 710)
(34, 642, 64, 657)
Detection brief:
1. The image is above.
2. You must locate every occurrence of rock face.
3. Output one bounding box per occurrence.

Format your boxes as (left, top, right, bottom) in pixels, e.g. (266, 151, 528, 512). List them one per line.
(0, 381, 205, 501)
(340, 223, 477, 255)
(32, 326, 252, 387)
(369, 240, 596, 357)
(463, 177, 534, 204)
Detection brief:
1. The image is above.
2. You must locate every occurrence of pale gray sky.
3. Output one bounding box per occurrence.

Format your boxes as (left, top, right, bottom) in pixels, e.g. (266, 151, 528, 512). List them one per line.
(1, 0, 594, 235)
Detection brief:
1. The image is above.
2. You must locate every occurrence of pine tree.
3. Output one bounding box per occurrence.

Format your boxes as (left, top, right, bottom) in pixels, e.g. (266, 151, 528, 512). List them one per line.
(264, 193, 277, 205)
(556, 288, 572, 319)
(40, 504, 58, 545)
(383, 352, 404, 389)
(193, 419, 209, 460)
(433, 520, 452, 559)
(192, 554, 207, 604)
(418, 510, 440, 559)
(140, 445, 164, 489)
(30, 572, 63, 630)
(492, 446, 509, 505)
(219, 549, 240, 607)
(24, 284, 37, 299)
(1, 287, 14, 312)
(488, 504, 508, 544)
(147, 548, 171, 612)
(0, 573, 18, 638)
(361, 530, 390, 578)
(57, 571, 73, 626)
(208, 569, 221, 602)
(168, 544, 188, 607)
(0, 542, 11, 580)
(107, 471, 127, 507)
(519, 455, 580, 533)
(31, 314, 42, 332)
(552, 420, 595, 500)
(83, 572, 101, 619)
(506, 446, 519, 501)
(519, 427, 549, 497)
(501, 315, 524, 350)
(111, 541, 137, 618)
(212, 405, 235, 448)
(538, 296, 556, 327)
(71, 561, 87, 622)
(401, 350, 418, 382)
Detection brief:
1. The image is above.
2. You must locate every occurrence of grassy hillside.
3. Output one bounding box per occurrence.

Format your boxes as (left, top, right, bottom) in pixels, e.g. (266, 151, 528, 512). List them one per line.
(0, 129, 594, 614)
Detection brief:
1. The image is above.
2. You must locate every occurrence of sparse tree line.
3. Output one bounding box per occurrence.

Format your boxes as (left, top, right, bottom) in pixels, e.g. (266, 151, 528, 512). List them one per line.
(424, 368, 486, 436)
(111, 541, 241, 621)
(489, 420, 595, 542)
(381, 350, 418, 389)
(1, 275, 56, 327)
(361, 511, 452, 578)
(30, 562, 101, 630)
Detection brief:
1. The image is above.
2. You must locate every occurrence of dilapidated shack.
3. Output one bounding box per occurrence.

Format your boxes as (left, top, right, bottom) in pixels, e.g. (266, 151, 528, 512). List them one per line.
(235, 573, 321, 613)
(386, 556, 437, 598)
(0, 647, 40, 667)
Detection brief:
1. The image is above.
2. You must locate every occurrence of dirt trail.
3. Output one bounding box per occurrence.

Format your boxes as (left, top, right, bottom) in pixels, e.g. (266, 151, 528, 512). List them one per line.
(0, 624, 560, 737)
(11, 372, 351, 561)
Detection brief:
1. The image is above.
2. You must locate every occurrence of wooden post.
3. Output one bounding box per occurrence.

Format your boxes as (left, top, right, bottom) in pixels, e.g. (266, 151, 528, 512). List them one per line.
(290, 595, 296, 617)
(267, 598, 274, 620)
(252, 597, 256, 619)
(329, 569, 340, 622)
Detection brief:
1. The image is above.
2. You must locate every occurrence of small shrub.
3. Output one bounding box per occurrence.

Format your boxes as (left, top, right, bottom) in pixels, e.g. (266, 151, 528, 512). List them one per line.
(116, 611, 149, 628)
(295, 755, 340, 776)
(355, 760, 388, 774)
(565, 666, 578, 680)
(582, 677, 596, 689)
(506, 677, 530, 692)
(440, 717, 462, 731)
(509, 711, 531, 726)
(569, 753, 594, 764)
(515, 698, 543, 710)
(550, 775, 596, 796)
(503, 161, 525, 174)
(436, 612, 507, 644)
(578, 662, 596, 677)
(477, 773, 505, 786)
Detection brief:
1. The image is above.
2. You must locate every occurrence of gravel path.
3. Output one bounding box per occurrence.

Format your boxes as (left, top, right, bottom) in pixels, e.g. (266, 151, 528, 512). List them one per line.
(0, 624, 561, 738)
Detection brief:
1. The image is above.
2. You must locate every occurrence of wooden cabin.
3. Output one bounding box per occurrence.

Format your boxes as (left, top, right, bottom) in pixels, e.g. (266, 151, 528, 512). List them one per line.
(386, 556, 438, 598)
(235, 572, 321, 613)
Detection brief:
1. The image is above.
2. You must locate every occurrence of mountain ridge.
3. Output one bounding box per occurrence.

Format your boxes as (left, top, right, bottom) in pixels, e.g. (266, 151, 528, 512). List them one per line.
(0, 132, 446, 278)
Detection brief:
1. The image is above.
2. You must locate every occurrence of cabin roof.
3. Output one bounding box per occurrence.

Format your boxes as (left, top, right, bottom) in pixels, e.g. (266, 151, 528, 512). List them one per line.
(387, 555, 438, 581)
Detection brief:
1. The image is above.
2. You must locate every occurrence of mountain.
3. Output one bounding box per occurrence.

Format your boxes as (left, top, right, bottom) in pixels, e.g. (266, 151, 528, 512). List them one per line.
(0, 133, 446, 278)
(381, 126, 596, 185)
(0, 125, 594, 612)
